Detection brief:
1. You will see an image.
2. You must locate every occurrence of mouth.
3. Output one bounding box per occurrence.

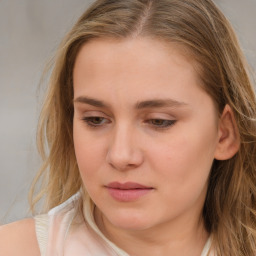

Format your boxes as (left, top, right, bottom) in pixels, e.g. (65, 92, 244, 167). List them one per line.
(105, 182, 154, 202)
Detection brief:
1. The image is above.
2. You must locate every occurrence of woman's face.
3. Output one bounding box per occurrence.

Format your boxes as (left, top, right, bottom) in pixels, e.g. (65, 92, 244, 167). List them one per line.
(73, 37, 220, 232)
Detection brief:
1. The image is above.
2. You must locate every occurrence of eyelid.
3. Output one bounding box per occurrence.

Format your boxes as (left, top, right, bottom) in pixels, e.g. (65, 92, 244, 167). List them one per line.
(81, 116, 111, 127)
(80, 111, 112, 127)
(144, 112, 176, 119)
(79, 110, 109, 117)
(142, 112, 177, 129)
(145, 119, 177, 129)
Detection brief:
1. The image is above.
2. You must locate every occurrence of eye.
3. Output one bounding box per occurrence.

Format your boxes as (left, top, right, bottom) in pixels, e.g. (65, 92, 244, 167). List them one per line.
(82, 116, 109, 127)
(147, 119, 176, 129)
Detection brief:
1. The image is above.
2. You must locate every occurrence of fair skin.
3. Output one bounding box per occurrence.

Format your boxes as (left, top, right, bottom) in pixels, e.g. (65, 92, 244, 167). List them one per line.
(73, 37, 239, 256)
(0, 37, 239, 255)
(0, 219, 40, 256)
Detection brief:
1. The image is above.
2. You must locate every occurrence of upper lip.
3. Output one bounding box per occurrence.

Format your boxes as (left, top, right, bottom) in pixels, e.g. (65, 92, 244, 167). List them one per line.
(106, 182, 152, 190)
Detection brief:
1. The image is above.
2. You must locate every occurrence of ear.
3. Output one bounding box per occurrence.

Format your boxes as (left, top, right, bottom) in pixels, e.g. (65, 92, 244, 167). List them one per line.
(214, 104, 240, 160)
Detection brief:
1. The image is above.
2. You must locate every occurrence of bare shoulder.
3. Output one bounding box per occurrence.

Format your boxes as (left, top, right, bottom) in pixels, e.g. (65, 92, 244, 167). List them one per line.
(0, 218, 40, 256)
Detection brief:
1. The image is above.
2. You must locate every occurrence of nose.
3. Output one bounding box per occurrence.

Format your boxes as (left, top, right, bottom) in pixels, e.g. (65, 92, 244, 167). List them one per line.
(106, 124, 144, 171)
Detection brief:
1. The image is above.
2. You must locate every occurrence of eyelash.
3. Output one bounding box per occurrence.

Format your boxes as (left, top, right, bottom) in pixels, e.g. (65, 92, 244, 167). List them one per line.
(82, 116, 109, 127)
(81, 116, 176, 130)
(145, 119, 176, 129)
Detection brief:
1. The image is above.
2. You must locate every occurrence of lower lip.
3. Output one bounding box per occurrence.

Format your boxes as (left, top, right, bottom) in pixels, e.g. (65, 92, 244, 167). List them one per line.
(107, 188, 153, 202)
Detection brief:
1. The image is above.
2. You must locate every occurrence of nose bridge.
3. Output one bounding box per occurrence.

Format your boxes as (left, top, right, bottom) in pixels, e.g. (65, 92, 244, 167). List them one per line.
(106, 121, 143, 170)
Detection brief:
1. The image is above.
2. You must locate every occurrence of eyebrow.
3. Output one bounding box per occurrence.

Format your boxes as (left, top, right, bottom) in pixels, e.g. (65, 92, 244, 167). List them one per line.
(135, 99, 188, 109)
(74, 96, 108, 108)
(73, 96, 188, 109)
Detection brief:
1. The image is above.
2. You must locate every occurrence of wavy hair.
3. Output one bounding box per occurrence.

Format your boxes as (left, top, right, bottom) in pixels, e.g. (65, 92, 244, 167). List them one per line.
(30, 0, 256, 255)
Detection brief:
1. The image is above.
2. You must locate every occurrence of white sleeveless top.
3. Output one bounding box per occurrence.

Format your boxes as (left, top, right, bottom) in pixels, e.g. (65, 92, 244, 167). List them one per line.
(34, 192, 214, 256)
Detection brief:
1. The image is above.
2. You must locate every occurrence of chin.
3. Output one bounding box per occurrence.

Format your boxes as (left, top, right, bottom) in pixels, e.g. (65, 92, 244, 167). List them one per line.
(103, 208, 155, 231)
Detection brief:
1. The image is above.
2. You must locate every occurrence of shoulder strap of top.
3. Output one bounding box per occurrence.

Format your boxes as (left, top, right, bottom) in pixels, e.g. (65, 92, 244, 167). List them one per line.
(34, 214, 49, 256)
(201, 237, 214, 256)
(34, 192, 80, 256)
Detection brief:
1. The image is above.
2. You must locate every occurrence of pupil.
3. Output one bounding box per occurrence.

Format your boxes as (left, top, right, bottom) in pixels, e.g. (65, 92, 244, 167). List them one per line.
(154, 119, 163, 125)
(94, 117, 102, 123)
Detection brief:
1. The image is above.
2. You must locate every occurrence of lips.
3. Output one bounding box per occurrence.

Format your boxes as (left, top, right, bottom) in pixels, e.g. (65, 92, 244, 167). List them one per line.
(107, 182, 152, 190)
(105, 182, 154, 202)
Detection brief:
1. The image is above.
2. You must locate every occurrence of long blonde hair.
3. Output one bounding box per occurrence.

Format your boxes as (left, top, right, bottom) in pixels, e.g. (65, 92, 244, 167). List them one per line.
(30, 0, 256, 254)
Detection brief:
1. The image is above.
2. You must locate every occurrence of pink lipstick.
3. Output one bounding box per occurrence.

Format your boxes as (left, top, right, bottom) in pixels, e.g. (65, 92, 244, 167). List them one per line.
(106, 182, 153, 202)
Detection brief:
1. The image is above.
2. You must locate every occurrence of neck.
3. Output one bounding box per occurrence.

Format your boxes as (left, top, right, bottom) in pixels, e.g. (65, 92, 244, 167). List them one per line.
(95, 208, 209, 256)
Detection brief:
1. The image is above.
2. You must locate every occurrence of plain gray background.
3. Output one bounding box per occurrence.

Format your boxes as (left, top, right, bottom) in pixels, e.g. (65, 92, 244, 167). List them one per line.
(0, 0, 256, 224)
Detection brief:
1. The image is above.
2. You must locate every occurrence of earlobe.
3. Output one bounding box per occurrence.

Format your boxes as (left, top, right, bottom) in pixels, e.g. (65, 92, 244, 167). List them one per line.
(214, 104, 240, 160)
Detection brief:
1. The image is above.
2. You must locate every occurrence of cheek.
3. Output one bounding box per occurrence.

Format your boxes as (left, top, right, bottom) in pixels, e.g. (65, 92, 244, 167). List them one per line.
(149, 122, 218, 190)
(73, 124, 103, 182)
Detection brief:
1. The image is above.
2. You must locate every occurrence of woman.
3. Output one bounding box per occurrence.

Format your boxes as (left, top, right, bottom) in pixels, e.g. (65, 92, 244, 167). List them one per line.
(1, 0, 256, 255)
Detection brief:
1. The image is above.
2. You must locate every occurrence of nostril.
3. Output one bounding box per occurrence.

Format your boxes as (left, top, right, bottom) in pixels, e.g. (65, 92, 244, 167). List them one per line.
(106, 146, 144, 171)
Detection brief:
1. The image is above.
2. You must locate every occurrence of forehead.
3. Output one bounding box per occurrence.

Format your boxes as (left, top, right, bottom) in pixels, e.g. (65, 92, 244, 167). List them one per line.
(73, 37, 210, 109)
(74, 37, 197, 74)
